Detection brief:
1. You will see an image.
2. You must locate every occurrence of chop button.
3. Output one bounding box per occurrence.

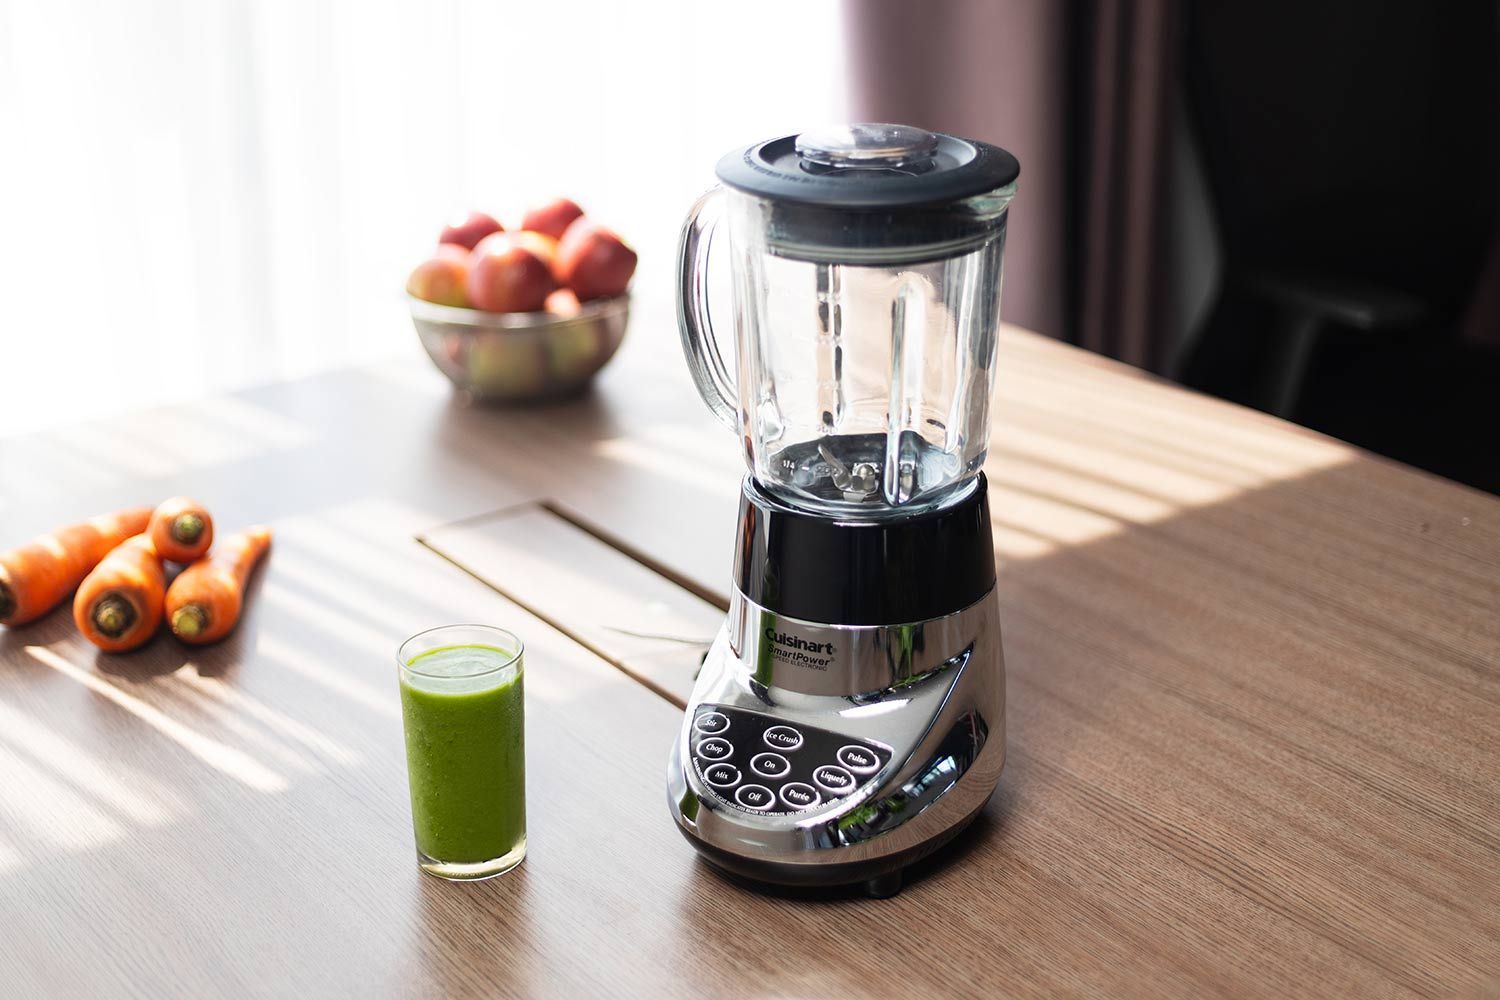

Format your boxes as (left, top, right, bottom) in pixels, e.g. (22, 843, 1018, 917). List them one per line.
(779, 782, 821, 810)
(813, 765, 856, 795)
(703, 763, 741, 789)
(693, 711, 730, 735)
(762, 725, 804, 752)
(836, 744, 880, 774)
(750, 752, 791, 779)
(735, 785, 775, 811)
(695, 737, 733, 762)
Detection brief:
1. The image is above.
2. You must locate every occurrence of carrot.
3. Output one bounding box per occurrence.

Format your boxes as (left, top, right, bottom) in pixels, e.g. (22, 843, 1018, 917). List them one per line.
(165, 526, 272, 645)
(73, 535, 166, 652)
(0, 507, 152, 627)
(148, 496, 215, 564)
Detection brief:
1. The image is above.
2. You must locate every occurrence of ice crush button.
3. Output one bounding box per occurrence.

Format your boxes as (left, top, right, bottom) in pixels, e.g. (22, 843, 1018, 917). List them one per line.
(813, 765, 855, 795)
(750, 752, 791, 779)
(763, 725, 803, 751)
(735, 785, 775, 811)
(837, 744, 880, 775)
(696, 737, 732, 762)
(703, 763, 740, 789)
(780, 782, 820, 810)
(693, 711, 729, 735)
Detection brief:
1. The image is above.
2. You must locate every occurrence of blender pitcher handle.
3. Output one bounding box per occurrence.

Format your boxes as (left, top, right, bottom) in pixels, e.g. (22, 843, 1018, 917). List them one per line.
(677, 187, 739, 431)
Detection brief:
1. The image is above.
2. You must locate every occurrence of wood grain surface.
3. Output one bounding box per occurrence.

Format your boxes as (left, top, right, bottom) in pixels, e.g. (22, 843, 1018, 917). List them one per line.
(0, 315, 1496, 999)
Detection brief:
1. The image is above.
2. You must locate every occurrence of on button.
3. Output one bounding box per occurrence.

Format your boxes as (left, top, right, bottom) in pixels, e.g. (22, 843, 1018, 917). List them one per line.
(750, 752, 790, 779)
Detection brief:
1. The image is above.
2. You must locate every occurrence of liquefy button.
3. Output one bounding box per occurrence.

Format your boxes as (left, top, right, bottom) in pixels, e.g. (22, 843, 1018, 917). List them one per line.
(762, 725, 803, 752)
(750, 752, 790, 779)
(693, 711, 729, 735)
(836, 745, 880, 775)
(813, 765, 856, 795)
(696, 737, 732, 762)
(703, 763, 740, 789)
(735, 785, 775, 811)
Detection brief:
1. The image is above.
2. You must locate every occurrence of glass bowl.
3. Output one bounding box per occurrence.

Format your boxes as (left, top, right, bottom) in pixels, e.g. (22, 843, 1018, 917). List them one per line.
(409, 293, 629, 403)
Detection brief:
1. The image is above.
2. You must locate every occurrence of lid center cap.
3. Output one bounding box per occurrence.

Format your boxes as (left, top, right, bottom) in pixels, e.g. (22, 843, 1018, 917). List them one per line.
(795, 123, 939, 170)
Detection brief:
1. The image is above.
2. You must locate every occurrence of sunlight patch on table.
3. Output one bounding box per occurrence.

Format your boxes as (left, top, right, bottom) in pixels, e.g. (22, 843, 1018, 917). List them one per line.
(25, 646, 288, 793)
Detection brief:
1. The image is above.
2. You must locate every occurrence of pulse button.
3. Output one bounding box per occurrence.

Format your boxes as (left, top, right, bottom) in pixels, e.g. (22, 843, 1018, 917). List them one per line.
(693, 711, 729, 735)
(813, 765, 855, 795)
(836, 745, 880, 774)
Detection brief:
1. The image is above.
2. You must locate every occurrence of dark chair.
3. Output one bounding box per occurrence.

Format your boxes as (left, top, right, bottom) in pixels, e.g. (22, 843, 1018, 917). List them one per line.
(1175, 1, 1500, 432)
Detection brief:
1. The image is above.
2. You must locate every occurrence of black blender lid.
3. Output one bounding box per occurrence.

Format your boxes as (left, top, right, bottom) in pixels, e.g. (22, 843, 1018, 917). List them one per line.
(715, 123, 1020, 209)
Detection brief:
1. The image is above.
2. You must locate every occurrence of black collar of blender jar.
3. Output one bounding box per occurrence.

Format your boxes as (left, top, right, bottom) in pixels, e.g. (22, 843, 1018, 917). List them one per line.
(732, 475, 997, 627)
(715, 131, 1020, 209)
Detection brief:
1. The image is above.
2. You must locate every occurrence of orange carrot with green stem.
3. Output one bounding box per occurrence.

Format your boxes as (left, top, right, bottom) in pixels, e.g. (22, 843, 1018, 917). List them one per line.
(73, 535, 166, 652)
(148, 496, 214, 564)
(165, 526, 272, 645)
(0, 507, 152, 627)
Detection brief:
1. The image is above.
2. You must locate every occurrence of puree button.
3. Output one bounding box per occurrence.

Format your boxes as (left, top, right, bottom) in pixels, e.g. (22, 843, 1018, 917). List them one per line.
(780, 782, 820, 810)
(693, 711, 730, 735)
(703, 763, 740, 789)
(813, 765, 855, 795)
(735, 785, 775, 811)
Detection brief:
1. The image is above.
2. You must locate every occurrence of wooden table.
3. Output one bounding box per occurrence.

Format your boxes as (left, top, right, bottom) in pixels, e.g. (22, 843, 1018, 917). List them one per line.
(1, 313, 1496, 999)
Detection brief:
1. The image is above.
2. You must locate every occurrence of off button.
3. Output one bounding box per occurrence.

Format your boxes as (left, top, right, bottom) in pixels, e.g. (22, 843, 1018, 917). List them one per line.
(735, 785, 775, 811)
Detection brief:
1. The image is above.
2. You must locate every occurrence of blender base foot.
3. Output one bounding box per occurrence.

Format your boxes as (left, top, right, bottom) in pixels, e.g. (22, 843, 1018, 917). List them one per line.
(862, 870, 903, 898)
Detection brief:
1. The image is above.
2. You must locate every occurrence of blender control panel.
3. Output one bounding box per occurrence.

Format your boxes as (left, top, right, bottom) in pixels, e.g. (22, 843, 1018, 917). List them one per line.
(688, 704, 891, 815)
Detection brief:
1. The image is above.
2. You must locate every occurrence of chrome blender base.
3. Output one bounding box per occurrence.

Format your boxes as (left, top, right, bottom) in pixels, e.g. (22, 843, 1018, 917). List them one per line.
(666, 585, 1006, 897)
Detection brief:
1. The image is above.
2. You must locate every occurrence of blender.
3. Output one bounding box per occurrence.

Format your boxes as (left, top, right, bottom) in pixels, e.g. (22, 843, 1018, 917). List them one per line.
(666, 124, 1018, 897)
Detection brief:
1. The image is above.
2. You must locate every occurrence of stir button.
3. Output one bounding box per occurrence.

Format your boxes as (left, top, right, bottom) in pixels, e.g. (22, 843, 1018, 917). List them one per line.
(836, 745, 880, 774)
(693, 711, 730, 735)
(780, 782, 820, 810)
(762, 725, 804, 752)
(696, 737, 733, 762)
(703, 763, 741, 789)
(813, 765, 856, 795)
(735, 785, 775, 811)
(750, 752, 791, 779)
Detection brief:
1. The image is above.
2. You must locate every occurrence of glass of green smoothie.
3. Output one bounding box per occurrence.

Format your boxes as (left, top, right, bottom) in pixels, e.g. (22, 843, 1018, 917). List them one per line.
(397, 625, 526, 880)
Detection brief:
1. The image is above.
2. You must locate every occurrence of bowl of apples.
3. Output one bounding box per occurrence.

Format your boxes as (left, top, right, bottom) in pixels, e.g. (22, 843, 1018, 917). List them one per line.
(408, 199, 638, 403)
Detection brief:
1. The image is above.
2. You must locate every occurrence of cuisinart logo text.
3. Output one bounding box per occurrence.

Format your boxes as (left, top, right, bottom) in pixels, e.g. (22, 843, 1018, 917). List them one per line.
(764, 628, 834, 670)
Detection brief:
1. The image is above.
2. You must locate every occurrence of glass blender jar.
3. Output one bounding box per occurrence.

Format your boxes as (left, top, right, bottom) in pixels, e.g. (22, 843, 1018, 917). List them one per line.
(678, 123, 1018, 518)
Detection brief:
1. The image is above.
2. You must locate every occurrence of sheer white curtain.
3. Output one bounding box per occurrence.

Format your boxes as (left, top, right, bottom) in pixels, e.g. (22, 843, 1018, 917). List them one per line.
(0, 0, 847, 434)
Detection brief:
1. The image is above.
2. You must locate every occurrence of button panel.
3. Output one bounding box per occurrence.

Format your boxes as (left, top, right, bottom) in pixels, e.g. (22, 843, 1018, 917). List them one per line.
(687, 705, 891, 815)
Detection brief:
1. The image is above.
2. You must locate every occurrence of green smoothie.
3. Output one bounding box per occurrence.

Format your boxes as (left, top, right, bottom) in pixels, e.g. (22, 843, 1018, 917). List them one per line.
(399, 642, 525, 870)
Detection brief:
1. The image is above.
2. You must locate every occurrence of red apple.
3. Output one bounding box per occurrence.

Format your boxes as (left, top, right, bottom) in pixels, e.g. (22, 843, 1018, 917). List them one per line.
(406, 253, 469, 307)
(544, 287, 582, 317)
(466, 233, 557, 312)
(439, 211, 503, 250)
(435, 242, 471, 262)
(554, 221, 637, 301)
(513, 231, 559, 269)
(520, 198, 584, 241)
